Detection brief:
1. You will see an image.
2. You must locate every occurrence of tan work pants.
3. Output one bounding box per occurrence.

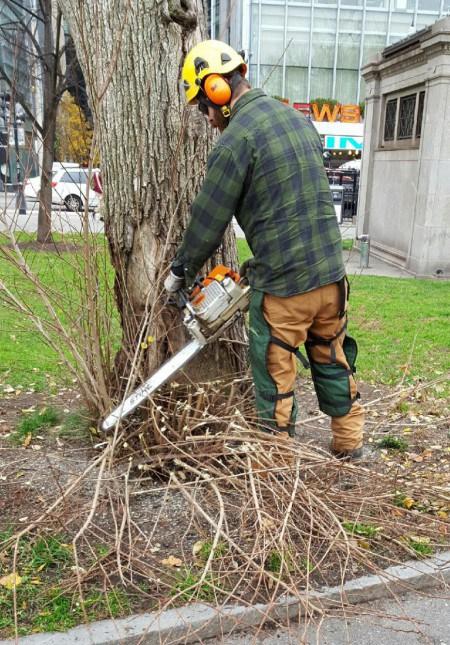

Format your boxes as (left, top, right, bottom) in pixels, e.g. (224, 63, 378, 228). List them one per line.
(263, 282, 364, 452)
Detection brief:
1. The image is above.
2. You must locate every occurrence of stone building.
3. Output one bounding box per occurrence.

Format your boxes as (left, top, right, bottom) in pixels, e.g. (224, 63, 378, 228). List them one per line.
(357, 17, 450, 278)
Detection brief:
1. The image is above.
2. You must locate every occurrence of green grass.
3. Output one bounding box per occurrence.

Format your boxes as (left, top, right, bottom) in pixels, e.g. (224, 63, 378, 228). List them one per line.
(236, 238, 253, 265)
(1, 236, 449, 395)
(376, 435, 408, 452)
(408, 539, 433, 558)
(342, 521, 380, 538)
(0, 232, 119, 391)
(9, 407, 94, 444)
(11, 407, 60, 444)
(265, 549, 295, 574)
(197, 540, 228, 560)
(58, 410, 94, 439)
(0, 532, 131, 637)
(171, 568, 217, 602)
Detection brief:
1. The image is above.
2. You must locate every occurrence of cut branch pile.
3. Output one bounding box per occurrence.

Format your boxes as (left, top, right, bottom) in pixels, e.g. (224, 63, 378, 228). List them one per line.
(2, 386, 449, 640)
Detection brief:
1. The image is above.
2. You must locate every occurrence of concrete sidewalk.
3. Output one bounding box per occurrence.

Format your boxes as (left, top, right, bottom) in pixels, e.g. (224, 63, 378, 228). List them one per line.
(208, 590, 450, 644)
(344, 247, 412, 279)
(0, 206, 411, 280)
(0, 204, 104, 236)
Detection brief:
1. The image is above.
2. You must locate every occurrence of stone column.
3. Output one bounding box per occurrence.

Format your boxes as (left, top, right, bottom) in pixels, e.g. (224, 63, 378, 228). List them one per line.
(357, 61, 381, 240)
(407, 47, 450, 277)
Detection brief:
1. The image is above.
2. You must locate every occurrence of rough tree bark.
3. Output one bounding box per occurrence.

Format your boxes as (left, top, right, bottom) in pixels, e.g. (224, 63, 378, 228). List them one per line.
(58, 0, 247, 393)
(37, 0, 59, 243)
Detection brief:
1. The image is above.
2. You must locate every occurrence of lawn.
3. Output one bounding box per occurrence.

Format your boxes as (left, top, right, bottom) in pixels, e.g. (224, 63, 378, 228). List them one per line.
(1, 236, 448, 394)
(236, 238, 449, 391)
(0, 232, 118, 392)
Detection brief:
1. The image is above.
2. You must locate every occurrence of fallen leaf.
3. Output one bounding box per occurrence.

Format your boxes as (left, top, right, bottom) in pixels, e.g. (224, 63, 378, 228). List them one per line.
(409, 535, 431, 544)
(22, 433, 32, 448)
(161, 555, 182, 567)
(262, 516, 276, 530)
(391, 508, 404, 517)
(192, 541, 204, 557)
(0, 573, 23, 589)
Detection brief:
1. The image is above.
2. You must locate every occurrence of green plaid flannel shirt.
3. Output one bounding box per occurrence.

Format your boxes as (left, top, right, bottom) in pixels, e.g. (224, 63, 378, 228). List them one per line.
(175, 89, 345, 296)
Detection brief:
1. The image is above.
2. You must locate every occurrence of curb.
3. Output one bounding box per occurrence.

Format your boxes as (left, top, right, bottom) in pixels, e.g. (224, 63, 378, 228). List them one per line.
(1, 551, 449, 645)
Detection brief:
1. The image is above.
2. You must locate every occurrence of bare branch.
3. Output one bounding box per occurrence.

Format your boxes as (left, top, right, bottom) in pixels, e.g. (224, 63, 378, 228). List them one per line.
(0, 64, 43, 134)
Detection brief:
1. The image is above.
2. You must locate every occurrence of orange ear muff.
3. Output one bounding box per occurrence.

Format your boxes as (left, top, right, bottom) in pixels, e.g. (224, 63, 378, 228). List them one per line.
(203, 74, 231, 106)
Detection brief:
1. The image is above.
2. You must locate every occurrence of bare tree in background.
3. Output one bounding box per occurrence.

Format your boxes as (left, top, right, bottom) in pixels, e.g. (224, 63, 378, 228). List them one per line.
(58, 0, 246, 394)
(0, 0, 87, 242)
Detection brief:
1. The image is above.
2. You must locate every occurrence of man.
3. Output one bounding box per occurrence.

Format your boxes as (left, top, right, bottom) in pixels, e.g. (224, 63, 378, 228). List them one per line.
(165, 40, 364, 459)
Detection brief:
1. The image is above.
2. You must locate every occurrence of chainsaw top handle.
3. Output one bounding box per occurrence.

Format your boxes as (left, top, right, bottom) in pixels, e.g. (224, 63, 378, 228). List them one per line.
(168, 264, 244, 309)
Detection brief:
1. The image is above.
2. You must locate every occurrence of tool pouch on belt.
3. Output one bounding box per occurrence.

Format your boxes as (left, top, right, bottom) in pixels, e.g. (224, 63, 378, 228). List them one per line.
(305, 334, 359, 418)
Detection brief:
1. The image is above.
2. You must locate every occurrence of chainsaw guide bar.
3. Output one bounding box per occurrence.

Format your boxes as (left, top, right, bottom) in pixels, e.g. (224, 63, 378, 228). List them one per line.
(102, 266, 249, 432)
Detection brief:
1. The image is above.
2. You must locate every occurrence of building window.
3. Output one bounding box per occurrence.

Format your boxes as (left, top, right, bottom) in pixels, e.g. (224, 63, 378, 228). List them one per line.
(415, 91, 425, 138)
(382, 88, 425, 148)
(384, 99, 397, 141)
(397, 94, 416, 139)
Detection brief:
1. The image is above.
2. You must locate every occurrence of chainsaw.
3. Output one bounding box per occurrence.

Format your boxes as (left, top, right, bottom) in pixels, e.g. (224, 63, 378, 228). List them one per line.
(102, 265, 250, 432)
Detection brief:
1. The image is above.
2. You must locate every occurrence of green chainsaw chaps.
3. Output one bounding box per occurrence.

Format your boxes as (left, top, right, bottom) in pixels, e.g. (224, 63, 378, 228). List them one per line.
(305, 334, 358, 418)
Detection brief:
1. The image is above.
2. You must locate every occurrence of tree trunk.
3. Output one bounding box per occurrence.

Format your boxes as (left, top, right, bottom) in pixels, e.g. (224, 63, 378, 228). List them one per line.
(37, 104, 56, 243)
(58, 1, 247, 392)
(37, 0, 56, 244)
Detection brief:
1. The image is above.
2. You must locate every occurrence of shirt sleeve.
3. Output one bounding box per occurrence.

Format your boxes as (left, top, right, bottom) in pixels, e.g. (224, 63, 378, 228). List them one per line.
(175, 142, 248, 283)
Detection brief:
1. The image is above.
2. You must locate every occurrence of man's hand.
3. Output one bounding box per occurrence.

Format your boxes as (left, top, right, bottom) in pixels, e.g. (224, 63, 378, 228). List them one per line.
(164, 269, 185, 293)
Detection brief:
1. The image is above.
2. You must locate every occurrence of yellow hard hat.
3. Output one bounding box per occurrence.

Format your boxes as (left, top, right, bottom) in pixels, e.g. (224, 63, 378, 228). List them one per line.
(181, 40, 246, 104)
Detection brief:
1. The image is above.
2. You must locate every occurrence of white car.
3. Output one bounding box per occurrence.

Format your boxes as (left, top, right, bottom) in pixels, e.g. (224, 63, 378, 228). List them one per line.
(24, 163, 101, 212)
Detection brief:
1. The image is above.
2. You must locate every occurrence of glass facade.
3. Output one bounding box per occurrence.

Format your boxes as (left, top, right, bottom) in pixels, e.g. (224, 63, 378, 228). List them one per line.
(0, 0, 37, 185)
(0, 0, 34, 104)
(245, 0, 449, 104)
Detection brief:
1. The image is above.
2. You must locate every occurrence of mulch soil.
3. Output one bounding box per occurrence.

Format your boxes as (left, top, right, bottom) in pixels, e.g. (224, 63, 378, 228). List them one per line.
(1, 379, 448, 546)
